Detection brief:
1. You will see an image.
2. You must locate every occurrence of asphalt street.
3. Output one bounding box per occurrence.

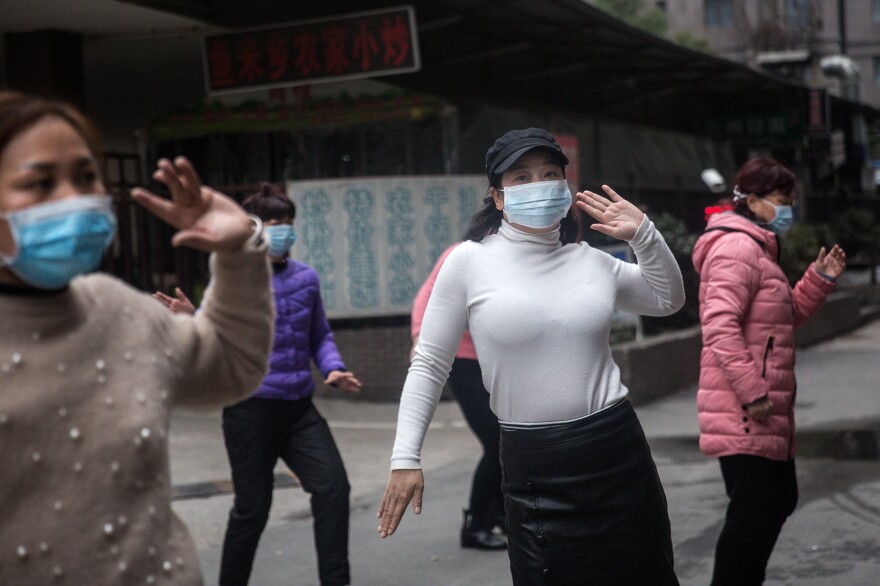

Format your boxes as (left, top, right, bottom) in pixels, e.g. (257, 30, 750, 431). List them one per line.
(170, 319, 880, 585)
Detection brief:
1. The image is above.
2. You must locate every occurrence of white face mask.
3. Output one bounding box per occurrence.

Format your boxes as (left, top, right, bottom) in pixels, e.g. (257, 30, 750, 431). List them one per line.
(500, 180, 572, 229)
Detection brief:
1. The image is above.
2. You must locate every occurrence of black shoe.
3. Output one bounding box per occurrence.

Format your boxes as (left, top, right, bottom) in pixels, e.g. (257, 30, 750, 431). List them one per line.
(490, 514, 507, 537)
(461, 509, 507, 550)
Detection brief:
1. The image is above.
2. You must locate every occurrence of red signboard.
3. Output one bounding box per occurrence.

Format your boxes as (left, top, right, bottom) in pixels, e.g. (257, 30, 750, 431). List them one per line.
(203, 6, 420, 94)
(806, 88, 829, 135)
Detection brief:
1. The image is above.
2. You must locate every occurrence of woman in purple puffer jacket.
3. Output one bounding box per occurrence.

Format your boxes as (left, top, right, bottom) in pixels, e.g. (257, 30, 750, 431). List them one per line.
(157, 183, 360, 586)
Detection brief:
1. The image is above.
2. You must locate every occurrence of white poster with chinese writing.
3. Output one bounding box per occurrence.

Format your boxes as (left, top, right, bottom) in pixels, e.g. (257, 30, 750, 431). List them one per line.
(287, 175, 487, 318)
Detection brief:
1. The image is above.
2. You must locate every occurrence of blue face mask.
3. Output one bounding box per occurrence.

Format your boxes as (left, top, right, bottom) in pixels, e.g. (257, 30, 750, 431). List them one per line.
(265, 224, 297, 257)
(0, 196, 116, 290)
(500, 180, 572, 229)
(763, 201, 793, 235)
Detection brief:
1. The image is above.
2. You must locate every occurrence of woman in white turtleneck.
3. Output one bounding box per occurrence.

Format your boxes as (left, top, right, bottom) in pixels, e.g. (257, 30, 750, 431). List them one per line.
(378, 128, 685, 585)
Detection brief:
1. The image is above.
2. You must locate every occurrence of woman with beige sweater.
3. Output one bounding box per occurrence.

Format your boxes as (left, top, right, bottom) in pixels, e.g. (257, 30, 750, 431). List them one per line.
(0, 91, 274, 585)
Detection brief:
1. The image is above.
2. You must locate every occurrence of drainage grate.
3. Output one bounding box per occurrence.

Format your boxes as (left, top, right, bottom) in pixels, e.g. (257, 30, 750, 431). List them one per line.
(171, 473, 299, 501)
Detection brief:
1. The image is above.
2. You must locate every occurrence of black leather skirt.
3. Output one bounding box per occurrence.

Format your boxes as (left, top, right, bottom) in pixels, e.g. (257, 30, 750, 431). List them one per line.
(500, 399, 679, 585)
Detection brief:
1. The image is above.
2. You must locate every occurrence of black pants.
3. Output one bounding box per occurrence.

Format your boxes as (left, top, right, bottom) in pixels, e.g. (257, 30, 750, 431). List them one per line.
(500, 399, 678, 585)
(219, 397, 350, 586)
(711, 455, 798, 586)
(448, 358, 504, 527)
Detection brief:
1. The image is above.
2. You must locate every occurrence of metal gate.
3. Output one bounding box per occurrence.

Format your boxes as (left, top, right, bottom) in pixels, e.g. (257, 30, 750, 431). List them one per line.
(102, 152, 208, 298)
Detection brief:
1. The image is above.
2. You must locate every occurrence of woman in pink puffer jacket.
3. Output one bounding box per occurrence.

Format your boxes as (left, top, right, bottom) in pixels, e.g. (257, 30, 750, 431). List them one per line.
(692, 158, 846, 586)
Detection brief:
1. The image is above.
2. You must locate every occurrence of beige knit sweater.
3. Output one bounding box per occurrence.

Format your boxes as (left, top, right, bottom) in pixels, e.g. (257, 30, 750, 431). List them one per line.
(0, 247, 273, 585)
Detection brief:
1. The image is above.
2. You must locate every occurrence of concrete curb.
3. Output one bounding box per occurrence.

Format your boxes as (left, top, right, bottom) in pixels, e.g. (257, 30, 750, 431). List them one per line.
(612, 325, 702, 405)
(616, 290, 866, 404)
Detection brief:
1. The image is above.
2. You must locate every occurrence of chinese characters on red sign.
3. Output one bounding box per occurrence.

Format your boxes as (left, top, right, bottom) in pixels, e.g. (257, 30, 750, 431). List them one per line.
(203, 6, 420, 93)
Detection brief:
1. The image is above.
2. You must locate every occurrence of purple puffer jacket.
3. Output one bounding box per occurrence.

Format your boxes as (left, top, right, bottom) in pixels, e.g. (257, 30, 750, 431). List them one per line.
(251, 260, 345, 401)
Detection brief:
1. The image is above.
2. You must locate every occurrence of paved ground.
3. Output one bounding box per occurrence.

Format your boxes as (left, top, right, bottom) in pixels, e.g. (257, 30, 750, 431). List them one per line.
(169, 318, 880, 585)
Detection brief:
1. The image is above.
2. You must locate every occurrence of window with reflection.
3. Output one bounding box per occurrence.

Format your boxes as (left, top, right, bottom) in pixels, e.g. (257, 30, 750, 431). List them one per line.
(705, 0, 733, 28)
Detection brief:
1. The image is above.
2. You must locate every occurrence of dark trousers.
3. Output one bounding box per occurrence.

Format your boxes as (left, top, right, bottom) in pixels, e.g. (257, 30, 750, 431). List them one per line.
(448, 358, 504, 527)
(712, 455, 798, 586)
(219, 397, 350, 586)
(501, 399, 678, 585)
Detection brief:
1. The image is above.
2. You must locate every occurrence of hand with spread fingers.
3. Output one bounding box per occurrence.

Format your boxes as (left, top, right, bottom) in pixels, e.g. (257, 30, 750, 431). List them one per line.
(131, 156, 255, 252)
(153, 287, 196, 315)
(377, 469, 424, 538)
(814, 244, 846, 280)
(325, 370, 363, 393)
(575, 184, 645, 241)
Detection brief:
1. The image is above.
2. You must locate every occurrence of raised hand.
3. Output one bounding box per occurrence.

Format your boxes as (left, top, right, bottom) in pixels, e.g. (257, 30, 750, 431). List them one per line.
(377, 469, 424, 538)
(153, 287, 196, 315)
(575, 185, 645, 241)
(325, 370, 363, 393)
(814, 245, 846, 280)
(131, 156, 255, 252)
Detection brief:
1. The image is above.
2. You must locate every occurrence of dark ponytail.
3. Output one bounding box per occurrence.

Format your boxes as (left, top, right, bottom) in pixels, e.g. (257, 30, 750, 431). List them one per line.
(559, 206, 584, 245)
(464, 193, 503, 242)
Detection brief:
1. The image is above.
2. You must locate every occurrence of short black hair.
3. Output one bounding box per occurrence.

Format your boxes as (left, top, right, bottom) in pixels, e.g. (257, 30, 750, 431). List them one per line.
(241, 183, 296, 222)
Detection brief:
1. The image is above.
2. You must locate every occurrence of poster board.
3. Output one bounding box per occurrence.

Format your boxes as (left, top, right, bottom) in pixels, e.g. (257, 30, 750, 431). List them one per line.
(287, 175, 486, 317)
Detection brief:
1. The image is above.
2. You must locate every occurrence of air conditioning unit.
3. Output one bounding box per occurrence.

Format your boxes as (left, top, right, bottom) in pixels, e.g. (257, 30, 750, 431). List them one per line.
(755, 49, 810, 66)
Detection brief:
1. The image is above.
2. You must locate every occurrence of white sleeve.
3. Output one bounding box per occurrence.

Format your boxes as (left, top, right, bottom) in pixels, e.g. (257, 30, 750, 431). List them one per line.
(613, 216, 685, 317)
(390, 247, 469, 469)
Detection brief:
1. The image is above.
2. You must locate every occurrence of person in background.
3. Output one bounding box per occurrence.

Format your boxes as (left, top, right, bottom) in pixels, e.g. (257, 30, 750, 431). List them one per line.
(691, 157, 846, 586)
(378, 128, 684, 585)
(411, 242, 506, 551)
(156, 183, 361, 586)
(0, 90, 273, 585)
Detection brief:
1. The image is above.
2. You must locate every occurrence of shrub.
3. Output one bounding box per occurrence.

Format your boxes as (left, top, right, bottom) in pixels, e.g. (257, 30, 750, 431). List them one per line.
(830, 208, 880, 264)
(642, 212, 700, 335)
(780, 223, 822, 285)
(652, 212, 697, 259)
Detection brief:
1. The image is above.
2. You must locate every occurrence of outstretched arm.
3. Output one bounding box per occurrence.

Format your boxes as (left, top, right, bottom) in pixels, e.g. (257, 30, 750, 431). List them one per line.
(379, 246, 469, 538)
(578, 185, 684, 316)
(133, 157, 273, 407)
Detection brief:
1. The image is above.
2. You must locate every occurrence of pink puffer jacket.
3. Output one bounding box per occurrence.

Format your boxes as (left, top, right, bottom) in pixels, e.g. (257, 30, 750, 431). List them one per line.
(692, 212, 835, 461)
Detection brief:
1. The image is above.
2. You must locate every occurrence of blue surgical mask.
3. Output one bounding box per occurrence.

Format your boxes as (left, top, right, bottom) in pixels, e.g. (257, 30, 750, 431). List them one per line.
(500, 180, 572, 229)
(0, 195, 116, 290)
(763, 201, 793, 235)
(265, 224, 296, 256)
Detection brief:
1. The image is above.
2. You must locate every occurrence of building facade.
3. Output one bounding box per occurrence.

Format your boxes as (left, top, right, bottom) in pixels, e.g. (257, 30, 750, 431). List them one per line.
(661, 0, 880, 108)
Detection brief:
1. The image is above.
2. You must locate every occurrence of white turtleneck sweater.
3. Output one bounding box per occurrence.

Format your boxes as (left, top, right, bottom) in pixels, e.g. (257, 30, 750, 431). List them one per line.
(391, 217, 685, 469)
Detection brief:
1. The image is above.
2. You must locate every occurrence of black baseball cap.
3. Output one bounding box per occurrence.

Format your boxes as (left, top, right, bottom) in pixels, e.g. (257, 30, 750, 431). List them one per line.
(485, 128, 569, 179)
